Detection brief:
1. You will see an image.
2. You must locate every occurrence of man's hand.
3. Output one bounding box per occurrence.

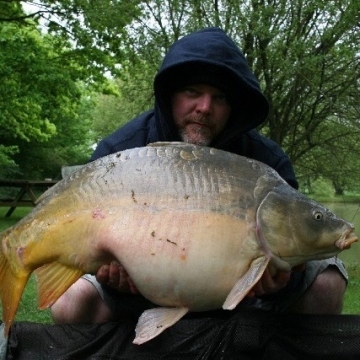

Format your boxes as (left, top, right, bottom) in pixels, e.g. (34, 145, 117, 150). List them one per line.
(246, 264, 305, 298)
(96, 261, 139, 294)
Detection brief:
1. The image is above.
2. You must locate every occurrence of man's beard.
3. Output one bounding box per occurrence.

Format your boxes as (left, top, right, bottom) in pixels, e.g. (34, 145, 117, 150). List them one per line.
(178, 115, 214, 146)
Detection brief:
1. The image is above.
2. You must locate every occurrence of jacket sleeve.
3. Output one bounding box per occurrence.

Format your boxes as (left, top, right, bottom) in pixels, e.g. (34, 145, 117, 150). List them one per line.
(90, 139, 115, 161)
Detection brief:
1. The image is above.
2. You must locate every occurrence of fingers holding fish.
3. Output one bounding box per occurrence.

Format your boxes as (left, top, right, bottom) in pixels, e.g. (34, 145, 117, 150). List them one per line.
(117, 264, 139, 294)
(107, 261, 122, 289)
(96, 262, 139, 294)
(248, 267, 291, 297)
(247, 263, 306, 298)
(95, 264, 110, 284)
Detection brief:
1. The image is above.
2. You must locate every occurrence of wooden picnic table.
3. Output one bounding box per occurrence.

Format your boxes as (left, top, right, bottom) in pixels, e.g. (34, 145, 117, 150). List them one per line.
(0, 179, 58, 217)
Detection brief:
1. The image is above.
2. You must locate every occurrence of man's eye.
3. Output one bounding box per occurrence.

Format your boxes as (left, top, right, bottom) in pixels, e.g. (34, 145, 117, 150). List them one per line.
(214, 94, 227, 102)
(185, 87, 197, 94)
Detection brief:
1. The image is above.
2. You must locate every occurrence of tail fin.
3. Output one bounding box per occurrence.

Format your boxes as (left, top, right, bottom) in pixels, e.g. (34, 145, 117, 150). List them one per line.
(0, 230, 30, 337)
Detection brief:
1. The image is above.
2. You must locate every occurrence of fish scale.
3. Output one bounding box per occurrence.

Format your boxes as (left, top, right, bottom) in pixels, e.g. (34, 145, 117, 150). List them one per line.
(0, 142, 357, 345)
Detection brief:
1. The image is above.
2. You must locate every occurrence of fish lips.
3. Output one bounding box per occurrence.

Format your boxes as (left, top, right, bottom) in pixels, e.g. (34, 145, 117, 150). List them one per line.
(335, 228, 358, 250)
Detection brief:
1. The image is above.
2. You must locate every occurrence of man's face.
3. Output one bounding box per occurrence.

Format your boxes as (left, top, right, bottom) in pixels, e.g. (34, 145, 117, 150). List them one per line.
(171, 84, 231, 146)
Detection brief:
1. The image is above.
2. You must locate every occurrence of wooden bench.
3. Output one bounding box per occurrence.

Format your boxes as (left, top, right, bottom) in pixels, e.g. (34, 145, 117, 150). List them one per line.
(0, 179, 58, 217)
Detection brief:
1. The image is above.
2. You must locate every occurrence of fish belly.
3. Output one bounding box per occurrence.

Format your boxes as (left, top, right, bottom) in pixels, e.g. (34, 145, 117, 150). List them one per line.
(95, 205, 258, 311)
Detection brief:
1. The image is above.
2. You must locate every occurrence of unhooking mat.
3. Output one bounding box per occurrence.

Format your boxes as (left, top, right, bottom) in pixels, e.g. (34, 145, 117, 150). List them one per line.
(3, 308, 360, 359)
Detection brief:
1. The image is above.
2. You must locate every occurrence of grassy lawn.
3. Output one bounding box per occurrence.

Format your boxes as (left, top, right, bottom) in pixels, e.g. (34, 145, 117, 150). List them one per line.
(0, 206, 359, 327)
(342, 263, 360, 314)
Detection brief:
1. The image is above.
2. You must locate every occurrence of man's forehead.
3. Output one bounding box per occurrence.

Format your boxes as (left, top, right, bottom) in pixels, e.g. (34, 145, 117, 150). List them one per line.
(179, 83, 228, 95)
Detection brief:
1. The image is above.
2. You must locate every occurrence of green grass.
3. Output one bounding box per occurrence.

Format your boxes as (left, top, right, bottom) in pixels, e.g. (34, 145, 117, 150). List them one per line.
(343, 263, 360, 314)
(15, 275, 52, 324)
(0, 206, 359, 327)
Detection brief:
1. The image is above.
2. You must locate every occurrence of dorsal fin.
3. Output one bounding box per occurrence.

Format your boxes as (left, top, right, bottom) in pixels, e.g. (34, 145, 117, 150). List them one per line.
(147, 141, 186, 147)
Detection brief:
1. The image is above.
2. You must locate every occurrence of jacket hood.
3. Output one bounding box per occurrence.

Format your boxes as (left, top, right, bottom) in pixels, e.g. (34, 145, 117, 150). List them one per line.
(153, 27, 269, 146)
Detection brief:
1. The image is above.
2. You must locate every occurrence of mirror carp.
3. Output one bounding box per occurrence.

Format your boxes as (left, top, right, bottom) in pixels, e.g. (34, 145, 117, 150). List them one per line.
(0, 142, 357, 344)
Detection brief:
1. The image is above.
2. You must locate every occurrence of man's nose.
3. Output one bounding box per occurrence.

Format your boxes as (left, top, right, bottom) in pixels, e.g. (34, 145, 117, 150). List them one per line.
(195, 94, 212, 113)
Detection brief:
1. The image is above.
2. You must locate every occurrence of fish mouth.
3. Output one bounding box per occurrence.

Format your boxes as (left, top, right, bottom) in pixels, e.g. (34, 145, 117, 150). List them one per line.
(335, 229, 358, 250)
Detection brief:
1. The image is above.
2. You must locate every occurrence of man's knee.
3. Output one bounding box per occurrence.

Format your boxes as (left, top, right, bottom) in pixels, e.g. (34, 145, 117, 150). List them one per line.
(51, 278, 113, 324)
(291, 266, 346, 314)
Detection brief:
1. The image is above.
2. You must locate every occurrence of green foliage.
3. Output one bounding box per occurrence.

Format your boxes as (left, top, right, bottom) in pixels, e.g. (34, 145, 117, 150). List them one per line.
(20, 0, 143, 79)
(235, 0, 360, 190)
(1, 0, 359, 189)
(88, 1, 360, 195)
(0, 9, 97, 177)
(0, 24, 58, 143)
(92, 74, 154, 141)
(306, 177, 335, 198)
(10, 94, 95, 179)
(0, 145, 18, 178)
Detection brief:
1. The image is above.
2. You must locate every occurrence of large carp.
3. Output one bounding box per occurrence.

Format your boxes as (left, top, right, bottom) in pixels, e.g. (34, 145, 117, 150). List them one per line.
(0, 142, 357, 344)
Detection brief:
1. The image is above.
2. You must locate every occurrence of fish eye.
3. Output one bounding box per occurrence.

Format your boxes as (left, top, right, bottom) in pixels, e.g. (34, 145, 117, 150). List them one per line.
(313, 210, 324, 220)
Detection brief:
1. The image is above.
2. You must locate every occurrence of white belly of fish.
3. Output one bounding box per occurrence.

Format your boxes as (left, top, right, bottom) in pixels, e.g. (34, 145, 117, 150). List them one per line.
(95, 206, 259, 311)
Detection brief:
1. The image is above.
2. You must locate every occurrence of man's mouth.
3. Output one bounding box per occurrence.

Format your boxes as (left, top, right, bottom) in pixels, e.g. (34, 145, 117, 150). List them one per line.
(192, 122, 208, 127)
(186, 120, 210, 128)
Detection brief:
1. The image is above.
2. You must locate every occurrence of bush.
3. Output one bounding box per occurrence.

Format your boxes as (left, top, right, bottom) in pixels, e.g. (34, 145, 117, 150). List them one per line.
(309, 178, 334, 198)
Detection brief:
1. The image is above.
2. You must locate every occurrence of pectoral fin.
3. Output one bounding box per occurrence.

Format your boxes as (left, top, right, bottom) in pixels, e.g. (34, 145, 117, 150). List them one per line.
(223, 256, 270, 310)
(133, 307, 189, 345)
(34, 262, 83, 309)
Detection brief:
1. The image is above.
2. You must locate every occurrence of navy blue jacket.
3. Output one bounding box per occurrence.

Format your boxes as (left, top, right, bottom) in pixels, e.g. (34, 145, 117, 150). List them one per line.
(91, 28, 298, 190)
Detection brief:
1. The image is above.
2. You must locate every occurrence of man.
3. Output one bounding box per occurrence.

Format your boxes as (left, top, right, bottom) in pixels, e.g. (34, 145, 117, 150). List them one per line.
(51, 27, 347, 325)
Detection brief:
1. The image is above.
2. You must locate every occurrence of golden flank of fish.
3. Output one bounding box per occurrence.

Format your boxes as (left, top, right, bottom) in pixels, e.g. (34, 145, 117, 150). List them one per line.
(0, 142, 357, 344)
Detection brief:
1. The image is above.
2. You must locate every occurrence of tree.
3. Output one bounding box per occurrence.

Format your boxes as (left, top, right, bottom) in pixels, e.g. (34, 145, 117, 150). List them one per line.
(12, 92, 95, 179)
(0, 8, 95, 177)
(92, 69, 155, 142)
(2, 1, 359, 191)
(0, 1, 144, 178)
(1, 1, 142, 79)
(111, 0, 360, 191)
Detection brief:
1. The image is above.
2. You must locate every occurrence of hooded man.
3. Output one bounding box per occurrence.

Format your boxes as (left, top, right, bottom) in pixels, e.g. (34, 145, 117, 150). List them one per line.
(91, 28, 297, 188)
(51, 27, 347, 325)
